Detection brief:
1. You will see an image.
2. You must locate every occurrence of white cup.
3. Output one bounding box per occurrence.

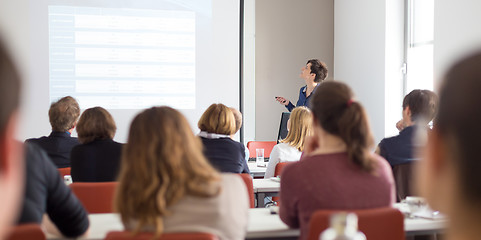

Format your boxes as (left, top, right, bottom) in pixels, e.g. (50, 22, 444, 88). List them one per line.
(256, 148, 265, 167)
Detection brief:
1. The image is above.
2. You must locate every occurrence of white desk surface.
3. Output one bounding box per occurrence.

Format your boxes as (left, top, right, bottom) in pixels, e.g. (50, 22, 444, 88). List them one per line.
(248, 162, 267, 177)
(47, 208, 445, 239)
(252, 178, 280, 193)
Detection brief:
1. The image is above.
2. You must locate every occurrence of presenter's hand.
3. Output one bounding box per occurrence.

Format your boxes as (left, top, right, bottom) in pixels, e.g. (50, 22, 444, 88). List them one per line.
(275, 96, 290, 106)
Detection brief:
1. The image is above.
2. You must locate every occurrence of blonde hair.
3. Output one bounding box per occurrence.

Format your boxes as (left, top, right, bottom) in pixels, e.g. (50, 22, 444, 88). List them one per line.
(280, 106, 312, 151)
(198, 103, 236, 135)
(115, 107, 221, 236)
(76, 107, 116, 144)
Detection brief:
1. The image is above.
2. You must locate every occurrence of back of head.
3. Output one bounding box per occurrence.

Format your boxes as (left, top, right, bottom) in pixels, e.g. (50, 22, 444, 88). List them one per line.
(307, 59, 328, 83)
(280, 106, 312, 151)
(115, 106, 220, 235)
(230, 107, 242, 133)
(48, 96, 80, 132)
(436, 52, 481, 206)
(0, 39, 21, 135)
(76, 107, 116, 144)
(403, 89, 438, 123)
(198, 103, 236, 135)
(310, 81, 375, 171)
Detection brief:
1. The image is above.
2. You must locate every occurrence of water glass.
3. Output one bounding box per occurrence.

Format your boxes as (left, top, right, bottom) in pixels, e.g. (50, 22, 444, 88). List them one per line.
(256, 148, 265, 167)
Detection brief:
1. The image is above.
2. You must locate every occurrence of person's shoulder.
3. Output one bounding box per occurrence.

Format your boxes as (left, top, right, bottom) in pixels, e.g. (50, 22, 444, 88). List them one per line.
(220, 173, 248, 197)
(371, 153, 392, 173)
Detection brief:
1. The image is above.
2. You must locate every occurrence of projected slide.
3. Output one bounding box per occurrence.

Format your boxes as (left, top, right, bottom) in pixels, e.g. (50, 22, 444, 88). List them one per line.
(49, 6, 196, 109)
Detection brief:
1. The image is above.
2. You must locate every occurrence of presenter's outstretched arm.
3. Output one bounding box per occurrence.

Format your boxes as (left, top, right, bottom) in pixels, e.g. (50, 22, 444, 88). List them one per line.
(275, 97, 295, 112)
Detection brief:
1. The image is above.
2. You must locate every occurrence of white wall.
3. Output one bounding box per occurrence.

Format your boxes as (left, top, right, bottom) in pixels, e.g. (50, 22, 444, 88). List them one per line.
(242, 0, 256, 143)
(255, 0, 334, 141)
(334, 0, 404, 144)
(434, 0, 481, 86)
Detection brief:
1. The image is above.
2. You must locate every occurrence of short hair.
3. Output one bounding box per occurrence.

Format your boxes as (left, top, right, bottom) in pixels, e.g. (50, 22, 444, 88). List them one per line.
(76, 107, 116, 144)
(48, 96, 80, 132)
(229, 107, 242, 133)
(307, 59, 328, 83)
(0, 38, 21, 135)
(402, 89, 438, 123)
(198, 103, 236, 135)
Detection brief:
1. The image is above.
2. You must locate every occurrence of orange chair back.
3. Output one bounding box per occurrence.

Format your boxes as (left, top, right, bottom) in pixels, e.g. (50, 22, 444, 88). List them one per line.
(70, 182, 118, 213)
(274, 162, 292, 177)
(246, 141, 277, 158)
(307, 207, 405, 240)
(6, 224, 45, 240)
(58, 167, 71, 178)
(104, 231, 219, 240)
(237, 173, 255, 208)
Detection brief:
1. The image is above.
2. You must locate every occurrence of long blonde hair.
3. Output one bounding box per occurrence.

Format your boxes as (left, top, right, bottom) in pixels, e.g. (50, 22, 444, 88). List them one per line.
(115, 107, 221, 236)
(280, 106, 312, 151)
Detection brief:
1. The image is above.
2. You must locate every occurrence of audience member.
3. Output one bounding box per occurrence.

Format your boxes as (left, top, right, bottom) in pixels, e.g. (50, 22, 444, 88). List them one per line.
(229, 107, 250, 161)
(376, 89, 437, 201)
(0, 37, 24, 240)
(70, 107, 122, 182)
(417, 52, 481, 240)
(198, 103, 249, 173)
(115, 107, 248, 239)
(18, 143, 89, 237)
(279, 81, 395, 240)
(264, 106, 312, 179)
(25, 96, 80, 168)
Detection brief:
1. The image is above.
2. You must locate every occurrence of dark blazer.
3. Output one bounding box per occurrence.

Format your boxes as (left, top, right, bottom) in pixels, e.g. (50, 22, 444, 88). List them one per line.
(70, 139, 123, 182)
(18, 143, 89, 238)
(200, 137, 250, 174)
(25, 131, 80, 168)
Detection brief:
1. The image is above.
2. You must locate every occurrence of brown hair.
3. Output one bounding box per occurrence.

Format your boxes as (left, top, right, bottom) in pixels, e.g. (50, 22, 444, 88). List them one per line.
(435, 52, 481, 205)
(115, 107, 221, 236)
(280, 107, 312, 151)
(310, 81, 375, 172)
(402, 89, 438, 123)
(0, 38, 21, 136)
(76, 107, 116, 144)
(307, 59, 328, 83)
(48, 96, 80, 132)
(198, 103, 236, 135)
(229, 107, 242, 133)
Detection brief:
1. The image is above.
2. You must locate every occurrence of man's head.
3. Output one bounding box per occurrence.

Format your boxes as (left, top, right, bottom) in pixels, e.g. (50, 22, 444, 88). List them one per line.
(402, 89, 438, 125)
(301, 59, 328, 83)
(229, 107, 242, 134)
(49, 96, 80, 132)
(0, 37, 23, 239)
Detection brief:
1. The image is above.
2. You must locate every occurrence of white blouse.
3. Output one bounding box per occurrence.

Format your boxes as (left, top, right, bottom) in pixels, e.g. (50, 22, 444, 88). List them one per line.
(264, 143, 302, 178)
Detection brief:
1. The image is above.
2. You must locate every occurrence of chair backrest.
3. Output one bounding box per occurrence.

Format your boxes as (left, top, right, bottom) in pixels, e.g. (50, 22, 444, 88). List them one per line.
(246, 141, 277, 158)
(274, 162, 292, 177)
(57, 167, 71, 178)
(392, 162, 414, 202)
(70, 182, 118, 213)
(6, 224, 45, 240)
(104, 231, 219, 240)
(307, 207, 405, 240)
(236, 173, 255, 208)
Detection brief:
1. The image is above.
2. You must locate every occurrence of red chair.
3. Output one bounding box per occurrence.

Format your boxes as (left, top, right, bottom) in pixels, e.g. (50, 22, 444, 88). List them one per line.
(70, 182, 118, 213)
(307, 207, 405, 240)
(237, 173, 255, 208)
(272, 162, 293, 205)
(246, 141, 277, 158)
(104, 231, 219, 240)
(6, 224, 45, 240)
(58, 167, 71, 178)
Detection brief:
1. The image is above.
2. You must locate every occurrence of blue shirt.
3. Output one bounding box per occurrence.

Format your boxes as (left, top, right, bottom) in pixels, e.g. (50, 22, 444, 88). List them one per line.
(285, 85, 318, 112)
(378, 126, 423, 167)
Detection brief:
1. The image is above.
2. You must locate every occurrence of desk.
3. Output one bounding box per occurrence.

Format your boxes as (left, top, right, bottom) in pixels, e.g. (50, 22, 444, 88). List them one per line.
(47, 208, 445, 240)
(252, 179, 280, 207)
(248, 162, 267, 178)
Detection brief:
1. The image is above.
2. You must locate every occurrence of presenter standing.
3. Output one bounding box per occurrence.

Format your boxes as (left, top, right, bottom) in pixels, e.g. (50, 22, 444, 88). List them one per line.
(275, 59, 328, 112)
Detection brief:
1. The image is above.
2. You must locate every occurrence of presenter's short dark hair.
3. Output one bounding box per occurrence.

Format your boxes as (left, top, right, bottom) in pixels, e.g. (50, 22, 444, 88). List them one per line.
(402, 89, 438, 122)
(76, 107, 116, 144)
(0, 38, 21, 134)
(307, 59, 328, 83)
(49, 96, 80, 132)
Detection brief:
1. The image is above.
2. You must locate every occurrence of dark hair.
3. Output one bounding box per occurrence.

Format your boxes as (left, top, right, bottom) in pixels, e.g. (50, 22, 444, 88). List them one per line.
(310, 81, 375, 172)
(76, 107, 116, 144)
(0, 38, 21, 135)
(48, 96, 80, 132)
(402, 89, 438, 123)
(307, 59, 328, 83)
(436, 52, 481, 204)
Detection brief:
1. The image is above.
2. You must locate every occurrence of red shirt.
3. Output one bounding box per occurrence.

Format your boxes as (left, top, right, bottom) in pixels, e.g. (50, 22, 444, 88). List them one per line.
(279, 152, 395, 240)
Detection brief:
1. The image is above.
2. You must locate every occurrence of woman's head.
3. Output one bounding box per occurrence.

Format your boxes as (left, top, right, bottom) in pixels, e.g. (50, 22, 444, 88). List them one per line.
(281, 107, 312, 151)
(418, 52, 481, 216)
(76, 107, 116, 144)
(310, 81, 375, 171)
(198, 103, 236, 135)
(300, 59, 328, 83)
(115, 106, 220, 235)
